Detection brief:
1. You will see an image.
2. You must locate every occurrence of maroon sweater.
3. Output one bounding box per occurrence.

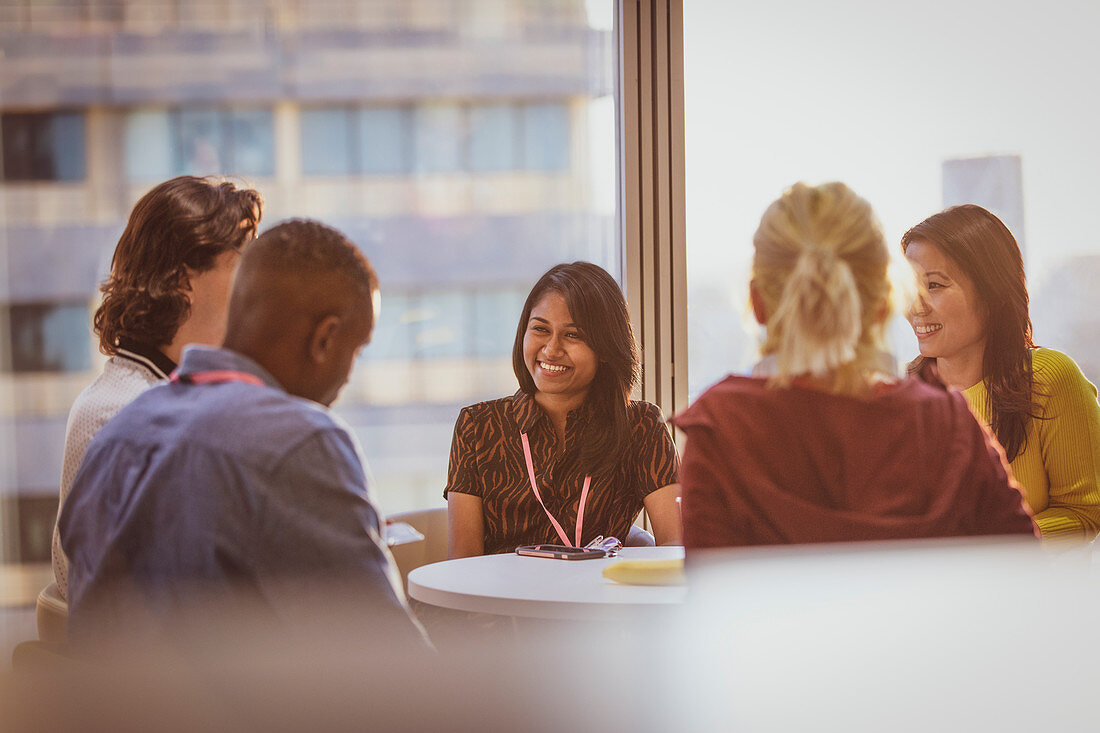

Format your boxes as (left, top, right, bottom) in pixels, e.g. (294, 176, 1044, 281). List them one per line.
(673, 375, 1037, 548)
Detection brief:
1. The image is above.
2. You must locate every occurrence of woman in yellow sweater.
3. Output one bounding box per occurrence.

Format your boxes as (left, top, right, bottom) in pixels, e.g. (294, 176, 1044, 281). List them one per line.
(903, 205, 1100, 541)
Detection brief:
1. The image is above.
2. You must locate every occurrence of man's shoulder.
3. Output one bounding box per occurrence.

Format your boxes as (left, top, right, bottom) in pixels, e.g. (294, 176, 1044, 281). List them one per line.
(196, 385, 346, 448)
(95, 381, 347, 471)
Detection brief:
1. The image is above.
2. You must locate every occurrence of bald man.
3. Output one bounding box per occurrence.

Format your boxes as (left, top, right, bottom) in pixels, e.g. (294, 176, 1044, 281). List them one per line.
(59, 220, 426, 648)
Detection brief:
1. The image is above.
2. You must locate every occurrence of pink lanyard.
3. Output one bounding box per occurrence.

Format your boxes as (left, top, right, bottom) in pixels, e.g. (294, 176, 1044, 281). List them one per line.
(170, 370, 265, 387)
(520, 432, 591, 548)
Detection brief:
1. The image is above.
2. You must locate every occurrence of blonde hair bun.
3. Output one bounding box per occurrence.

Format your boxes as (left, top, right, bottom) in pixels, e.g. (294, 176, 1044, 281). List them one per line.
(752, 182, 892, 391)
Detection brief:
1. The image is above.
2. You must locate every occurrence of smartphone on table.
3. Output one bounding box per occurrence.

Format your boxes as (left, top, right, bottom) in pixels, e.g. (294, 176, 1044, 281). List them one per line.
(516, 544, 607, 560)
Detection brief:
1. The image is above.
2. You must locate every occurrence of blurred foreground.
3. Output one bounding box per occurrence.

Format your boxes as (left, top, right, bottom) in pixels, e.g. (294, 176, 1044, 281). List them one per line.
(4, 537, 1097, 732)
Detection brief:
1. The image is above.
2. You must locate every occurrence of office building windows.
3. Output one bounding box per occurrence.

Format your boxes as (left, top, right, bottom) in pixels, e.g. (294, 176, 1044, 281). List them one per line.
(414, 291, 468, 359)
(473, 287, 526, 357)
(302, 106, 412, 176)
(469, 104, 519, 171)
(359, 107, 411, 174)
(6, 496, 57, 563)
(414, 104, 464, 173)
(301, 108, 355, 176)
(522, 103, 570, 171)
(2, 302, 90, 373)
(2, 0, 620, 525)
(124, 107, 274, 180)
(300, 101, 572, 177)
(366, 291, 416, 361)
(227, 109, 275, 177)
(0, 111, 86, 182)
(124, 109, 174, 180)
(175, 108, 225, 175)
(362, 287, 527, 362)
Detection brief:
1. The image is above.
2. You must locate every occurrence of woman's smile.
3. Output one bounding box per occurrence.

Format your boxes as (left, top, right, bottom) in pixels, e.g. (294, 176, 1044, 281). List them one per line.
(912, 322, 943, 338)
(523, 291, 598, 400)
(537, 361, 571, 374)
(904, 239, 987, 366)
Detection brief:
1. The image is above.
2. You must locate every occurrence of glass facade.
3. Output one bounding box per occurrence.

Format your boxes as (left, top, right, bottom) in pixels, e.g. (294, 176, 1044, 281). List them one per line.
(359, 107, 411, 175)
(2, 303, 91, 374)
(0, 0, 617, 570)
(301, 108, 355, 176)
(124, 108, 276, 180)
(469, 105, 519, 172)
(0, 112, 86, 182)
(684, 0, 1100, 398)
(522, 103, 570, 172)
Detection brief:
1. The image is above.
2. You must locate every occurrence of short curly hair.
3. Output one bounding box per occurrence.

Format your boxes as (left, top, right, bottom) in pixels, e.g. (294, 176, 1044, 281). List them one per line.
(237, 218, 379, 331)
(94, 176, 263, 354)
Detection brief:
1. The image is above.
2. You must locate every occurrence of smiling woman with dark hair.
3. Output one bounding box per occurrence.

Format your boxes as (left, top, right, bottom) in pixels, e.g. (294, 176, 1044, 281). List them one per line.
(903, 204, 1100, 541)
(445, 262, 681, 557)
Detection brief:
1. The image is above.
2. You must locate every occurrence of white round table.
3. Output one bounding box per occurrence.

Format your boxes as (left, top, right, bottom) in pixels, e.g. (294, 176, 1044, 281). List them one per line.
(408, 546, 686, 620)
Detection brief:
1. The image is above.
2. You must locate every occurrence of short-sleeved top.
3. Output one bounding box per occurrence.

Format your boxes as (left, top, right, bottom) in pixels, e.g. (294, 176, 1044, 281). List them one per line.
(445, 390, 679, 554)
(672, 375, 1036, 549)
(959, 348, 1100, 541)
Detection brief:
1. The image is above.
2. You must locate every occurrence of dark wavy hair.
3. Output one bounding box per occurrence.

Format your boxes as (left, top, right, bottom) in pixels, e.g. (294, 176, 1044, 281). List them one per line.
(512, 262, 640, 477)
(94, 176, 263, 354)
(901, 204, 1037, 461)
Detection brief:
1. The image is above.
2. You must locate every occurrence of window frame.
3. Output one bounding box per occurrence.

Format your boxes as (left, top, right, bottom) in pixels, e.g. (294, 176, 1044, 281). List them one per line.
(618, 0, 688, 420)
(0, 110, 88, 183)
(1, 300, 92, 374)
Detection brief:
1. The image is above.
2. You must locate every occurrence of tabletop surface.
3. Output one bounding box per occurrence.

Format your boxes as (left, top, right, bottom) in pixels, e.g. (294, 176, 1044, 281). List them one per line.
(407, 546, 686, 620)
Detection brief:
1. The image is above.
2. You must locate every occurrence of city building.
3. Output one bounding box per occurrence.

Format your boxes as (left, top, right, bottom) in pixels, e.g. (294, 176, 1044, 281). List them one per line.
(0, 0, 619, 565)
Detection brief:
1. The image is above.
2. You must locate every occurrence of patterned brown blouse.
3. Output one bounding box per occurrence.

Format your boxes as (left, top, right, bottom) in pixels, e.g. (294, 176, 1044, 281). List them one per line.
(445, 390, 680, 554)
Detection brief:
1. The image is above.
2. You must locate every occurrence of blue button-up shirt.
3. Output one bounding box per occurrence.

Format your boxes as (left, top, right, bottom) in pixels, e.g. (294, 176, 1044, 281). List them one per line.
(60, 345, 423, 645)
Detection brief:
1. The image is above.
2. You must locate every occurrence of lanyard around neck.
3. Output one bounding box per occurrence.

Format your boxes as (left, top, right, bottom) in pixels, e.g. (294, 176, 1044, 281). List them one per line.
(170, 370, 265, 387)
(520, 432, 591, 548)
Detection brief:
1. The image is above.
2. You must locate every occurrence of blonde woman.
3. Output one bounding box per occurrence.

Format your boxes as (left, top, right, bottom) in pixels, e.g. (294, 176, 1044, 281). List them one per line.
(674, 182, 1036, 548)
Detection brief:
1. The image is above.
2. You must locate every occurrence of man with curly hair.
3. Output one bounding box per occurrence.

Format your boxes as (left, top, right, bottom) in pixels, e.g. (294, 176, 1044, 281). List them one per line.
(52, 176, 263, 600)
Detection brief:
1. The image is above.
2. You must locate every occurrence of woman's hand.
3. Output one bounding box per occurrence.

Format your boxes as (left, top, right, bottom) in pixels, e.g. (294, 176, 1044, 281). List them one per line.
(644, 483, 683, 546)
(447, 492, 485, 559)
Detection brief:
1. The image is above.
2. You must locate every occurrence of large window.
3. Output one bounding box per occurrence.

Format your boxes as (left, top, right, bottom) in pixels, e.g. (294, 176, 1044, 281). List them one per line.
(0, 111, 86, 182)
(364, 285, 528, 364)
(124, 107, 275, 180)
(301, 108, 357, 176)
(0, 0, 621, 575)
(684, 0, 1100, 397)
(360, 107, 411, 175)
(1, 302, 91, 374)
(301, 106, 414, 176)
(469, 105, 518, 172)
(302, 101, 572, 177)
(413, 104, 465, 174)
(522, 103, 570, 172)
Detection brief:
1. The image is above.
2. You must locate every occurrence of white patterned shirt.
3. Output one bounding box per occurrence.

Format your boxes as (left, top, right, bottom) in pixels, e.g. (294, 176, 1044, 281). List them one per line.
(52, 345, 173, 600)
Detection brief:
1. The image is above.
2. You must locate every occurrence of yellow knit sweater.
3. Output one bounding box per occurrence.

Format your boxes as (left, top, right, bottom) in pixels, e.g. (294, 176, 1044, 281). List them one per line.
(962, 348, 1100, 541)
